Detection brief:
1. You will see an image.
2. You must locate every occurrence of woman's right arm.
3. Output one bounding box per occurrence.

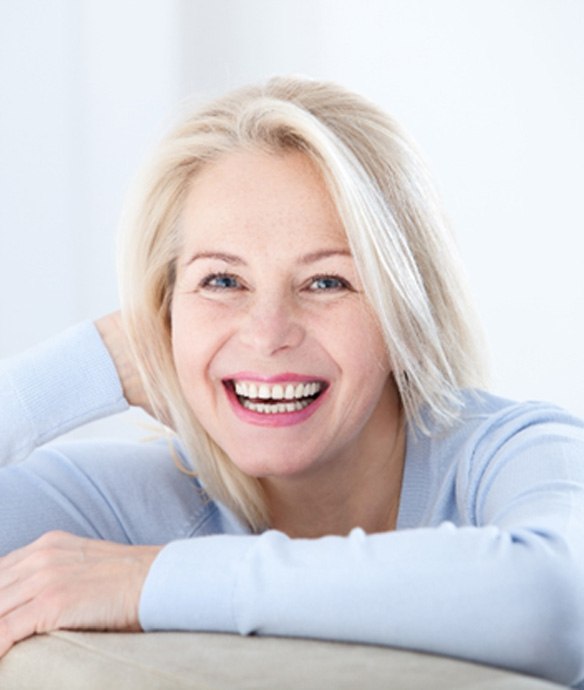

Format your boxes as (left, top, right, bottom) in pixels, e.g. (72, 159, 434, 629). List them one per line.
(0, 317, 208, 558)
(0, 320, 130, 465)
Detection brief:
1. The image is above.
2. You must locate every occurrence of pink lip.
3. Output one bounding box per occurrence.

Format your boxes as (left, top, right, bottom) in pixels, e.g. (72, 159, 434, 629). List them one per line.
(225, 372, 326, 384)
(223, 379, 329, 428)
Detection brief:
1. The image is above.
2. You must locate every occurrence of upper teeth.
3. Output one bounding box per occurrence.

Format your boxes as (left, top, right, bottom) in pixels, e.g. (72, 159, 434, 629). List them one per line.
(234, 381, 322, 400)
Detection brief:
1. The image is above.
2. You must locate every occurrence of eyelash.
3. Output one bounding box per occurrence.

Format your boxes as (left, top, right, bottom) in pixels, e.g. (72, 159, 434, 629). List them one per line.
(306, 274, 353, 292)
(199, 272, 241, 291)
(198, 272, 354, 293)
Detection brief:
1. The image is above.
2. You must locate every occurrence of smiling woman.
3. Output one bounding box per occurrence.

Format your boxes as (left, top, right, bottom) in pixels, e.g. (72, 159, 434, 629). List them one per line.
(118, 77, 485, 532)
(169, 150, 401, 534)
(1, 76, 584, 688)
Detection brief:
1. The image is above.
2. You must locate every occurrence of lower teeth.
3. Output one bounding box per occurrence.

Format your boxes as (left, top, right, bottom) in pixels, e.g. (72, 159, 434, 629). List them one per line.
(241, 398, 312, 414)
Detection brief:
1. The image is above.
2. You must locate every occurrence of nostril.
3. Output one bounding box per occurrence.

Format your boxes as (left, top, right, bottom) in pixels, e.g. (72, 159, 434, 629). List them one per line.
(238, 313, 305, 354)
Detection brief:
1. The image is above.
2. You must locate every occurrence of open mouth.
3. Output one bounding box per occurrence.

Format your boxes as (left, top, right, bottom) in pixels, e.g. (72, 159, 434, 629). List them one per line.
(225, 379, 328, 415)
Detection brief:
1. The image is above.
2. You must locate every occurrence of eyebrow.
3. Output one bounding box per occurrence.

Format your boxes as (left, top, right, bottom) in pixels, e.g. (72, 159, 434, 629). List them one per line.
(184, 251, 244, 267)
(184, 249, 352, 268)
(298, 249, 352, 264)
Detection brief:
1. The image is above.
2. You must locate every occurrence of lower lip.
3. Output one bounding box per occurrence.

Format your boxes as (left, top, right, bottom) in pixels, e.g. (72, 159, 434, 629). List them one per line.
(224, 384, 328, 427)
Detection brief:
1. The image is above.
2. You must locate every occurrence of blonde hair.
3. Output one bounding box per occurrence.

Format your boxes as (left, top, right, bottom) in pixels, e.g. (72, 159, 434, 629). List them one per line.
(119, 76, 486, 531)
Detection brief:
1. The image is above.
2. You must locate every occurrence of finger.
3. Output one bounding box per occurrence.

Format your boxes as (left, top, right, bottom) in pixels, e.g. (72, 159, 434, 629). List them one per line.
(0, 599, 46, 658)
(0, 570, 19, 594)
(0, 538, 81, 594)
(0, 536, 160, 647)
(0, 567, 47, 619)
(0, 533, 86, 617)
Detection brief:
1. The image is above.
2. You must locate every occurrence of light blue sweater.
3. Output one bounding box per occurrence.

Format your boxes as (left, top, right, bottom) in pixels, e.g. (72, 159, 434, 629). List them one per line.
(1, 322, 584, 687)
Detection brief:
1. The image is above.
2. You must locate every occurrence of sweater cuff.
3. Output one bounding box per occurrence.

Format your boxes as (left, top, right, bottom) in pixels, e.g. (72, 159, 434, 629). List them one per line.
(0, 321, 128, 462)
(139, 535, 257, 633)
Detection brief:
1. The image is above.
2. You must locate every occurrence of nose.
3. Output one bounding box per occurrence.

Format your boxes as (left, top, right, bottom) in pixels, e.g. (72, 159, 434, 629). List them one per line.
(238, 290, 305, 356)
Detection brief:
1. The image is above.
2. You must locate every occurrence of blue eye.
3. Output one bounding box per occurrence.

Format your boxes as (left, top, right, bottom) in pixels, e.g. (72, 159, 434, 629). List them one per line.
(201, 273, 241, 290)
(309, 275, 350, 291)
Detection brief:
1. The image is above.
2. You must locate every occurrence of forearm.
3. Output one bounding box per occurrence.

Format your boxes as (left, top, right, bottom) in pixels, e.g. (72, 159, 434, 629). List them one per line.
(140, 522, 584, 687)
(0, 322, 128, 464)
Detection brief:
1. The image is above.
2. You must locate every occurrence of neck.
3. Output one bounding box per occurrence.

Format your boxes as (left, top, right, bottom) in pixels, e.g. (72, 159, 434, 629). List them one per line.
(261, 396, 406, 539)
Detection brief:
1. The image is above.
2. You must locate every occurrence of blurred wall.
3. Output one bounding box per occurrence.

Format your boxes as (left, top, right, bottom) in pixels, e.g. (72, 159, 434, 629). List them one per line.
(1, 0, 582, 441)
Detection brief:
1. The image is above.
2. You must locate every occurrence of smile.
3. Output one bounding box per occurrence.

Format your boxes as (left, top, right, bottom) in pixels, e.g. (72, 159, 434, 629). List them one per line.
(225, 378, 327, 416)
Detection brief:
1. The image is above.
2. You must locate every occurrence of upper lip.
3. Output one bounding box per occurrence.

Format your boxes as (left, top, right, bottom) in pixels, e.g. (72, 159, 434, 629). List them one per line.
(224, 372, 328, 384)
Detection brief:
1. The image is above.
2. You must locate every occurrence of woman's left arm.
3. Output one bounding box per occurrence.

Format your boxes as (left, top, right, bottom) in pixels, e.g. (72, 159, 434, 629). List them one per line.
(136, 406, 584, 687)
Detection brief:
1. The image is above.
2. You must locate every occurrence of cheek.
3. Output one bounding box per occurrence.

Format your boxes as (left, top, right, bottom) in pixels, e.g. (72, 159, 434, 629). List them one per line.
(170, 299, 236, 402)
(170, 312, 224, 434)
(335, 309, 390, 378)
(170, 304, 211, 388)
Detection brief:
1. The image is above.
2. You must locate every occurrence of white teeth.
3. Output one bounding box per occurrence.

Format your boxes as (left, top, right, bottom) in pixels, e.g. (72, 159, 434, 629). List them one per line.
(242, 399, 312, 414)
(233, 379, 323, 402)
(232, 378, 324, 413)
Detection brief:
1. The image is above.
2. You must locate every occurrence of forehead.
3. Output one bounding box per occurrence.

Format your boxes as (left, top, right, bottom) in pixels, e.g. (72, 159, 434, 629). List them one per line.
(180, 149, 348, 253)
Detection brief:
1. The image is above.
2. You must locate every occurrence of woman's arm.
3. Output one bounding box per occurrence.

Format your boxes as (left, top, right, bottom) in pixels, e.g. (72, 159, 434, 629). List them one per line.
(0, 531, 161, 657)
(0, 318, 167, 655)
(0, 312, 156, 466)
(137, 407, 584, 687)
(0, 321, 129, 465)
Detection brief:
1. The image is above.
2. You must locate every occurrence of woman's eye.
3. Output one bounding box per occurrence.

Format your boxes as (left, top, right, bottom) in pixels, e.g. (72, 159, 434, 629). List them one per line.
(200, 273, 241, 290)
(307, 275, 352, 292)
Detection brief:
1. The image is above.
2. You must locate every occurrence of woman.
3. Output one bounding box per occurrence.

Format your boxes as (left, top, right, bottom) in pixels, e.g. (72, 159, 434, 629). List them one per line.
(1, 76, 583, 686)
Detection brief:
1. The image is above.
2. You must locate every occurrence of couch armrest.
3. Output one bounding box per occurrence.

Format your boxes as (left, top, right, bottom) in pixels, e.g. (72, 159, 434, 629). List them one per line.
(0, 631, 564, 689)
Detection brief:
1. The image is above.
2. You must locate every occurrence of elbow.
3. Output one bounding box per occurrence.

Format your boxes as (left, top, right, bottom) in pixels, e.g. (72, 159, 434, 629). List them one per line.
(548, 568, 584, 687)
(515, 549, 584, 687)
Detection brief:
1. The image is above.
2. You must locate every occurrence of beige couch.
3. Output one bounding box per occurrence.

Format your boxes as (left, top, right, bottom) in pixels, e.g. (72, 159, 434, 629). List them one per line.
(0, 631, 565, 689)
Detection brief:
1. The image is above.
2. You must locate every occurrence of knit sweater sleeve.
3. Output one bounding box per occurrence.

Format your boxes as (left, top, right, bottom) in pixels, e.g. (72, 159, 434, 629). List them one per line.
(139, 403, 584, 688)
(0, 322, 128, 464)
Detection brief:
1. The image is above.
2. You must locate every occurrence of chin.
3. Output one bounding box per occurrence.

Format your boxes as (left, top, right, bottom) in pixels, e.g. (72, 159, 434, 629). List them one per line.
(229, 451, 318, 480)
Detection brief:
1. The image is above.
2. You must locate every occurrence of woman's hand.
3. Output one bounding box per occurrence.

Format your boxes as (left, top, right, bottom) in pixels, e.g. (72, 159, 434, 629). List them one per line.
(0, 531, 162, 657)
(95, 311, 153, 414)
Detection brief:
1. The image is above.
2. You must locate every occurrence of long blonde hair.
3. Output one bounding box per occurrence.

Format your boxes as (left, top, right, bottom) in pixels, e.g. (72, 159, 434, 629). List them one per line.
(119, 76, 486, 531)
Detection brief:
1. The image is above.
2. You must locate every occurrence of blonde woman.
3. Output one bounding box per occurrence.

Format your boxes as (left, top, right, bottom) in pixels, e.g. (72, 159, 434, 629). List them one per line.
(1, 77, 583, 687)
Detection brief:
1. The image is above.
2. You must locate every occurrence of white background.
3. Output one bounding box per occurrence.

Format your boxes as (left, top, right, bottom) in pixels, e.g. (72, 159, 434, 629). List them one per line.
(1, 0, 582, 441)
